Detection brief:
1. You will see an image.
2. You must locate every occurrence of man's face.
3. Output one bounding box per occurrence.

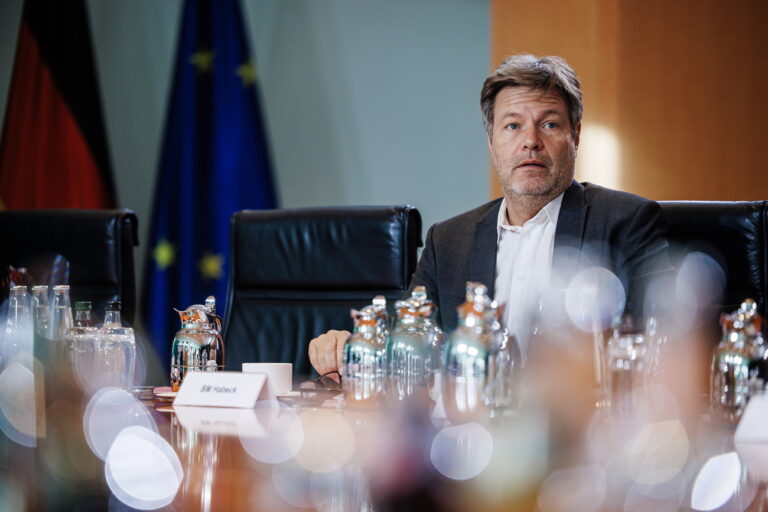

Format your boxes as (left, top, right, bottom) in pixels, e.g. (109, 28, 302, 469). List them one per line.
(488, 86, 580, 199)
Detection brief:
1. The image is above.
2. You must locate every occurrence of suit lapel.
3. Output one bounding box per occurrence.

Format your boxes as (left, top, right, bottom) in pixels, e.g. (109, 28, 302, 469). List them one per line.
(553, 180, 588, 273)
(471, 184, 586, 299)
(471, 200, 501, 298)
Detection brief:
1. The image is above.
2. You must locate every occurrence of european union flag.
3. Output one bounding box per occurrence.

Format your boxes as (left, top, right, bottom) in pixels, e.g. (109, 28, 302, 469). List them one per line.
(142, 0, 276, 371)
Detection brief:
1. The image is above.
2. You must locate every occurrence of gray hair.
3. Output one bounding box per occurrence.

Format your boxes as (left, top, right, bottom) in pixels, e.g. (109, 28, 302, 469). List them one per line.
(480, 54, 583, 136)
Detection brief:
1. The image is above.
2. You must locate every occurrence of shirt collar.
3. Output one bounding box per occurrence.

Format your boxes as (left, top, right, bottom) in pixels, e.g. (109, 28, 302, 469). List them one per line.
(496, 192, 564, 237)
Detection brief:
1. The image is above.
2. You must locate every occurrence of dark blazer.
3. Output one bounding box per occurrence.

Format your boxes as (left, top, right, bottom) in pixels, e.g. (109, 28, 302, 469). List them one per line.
(410, 180, 671, 331)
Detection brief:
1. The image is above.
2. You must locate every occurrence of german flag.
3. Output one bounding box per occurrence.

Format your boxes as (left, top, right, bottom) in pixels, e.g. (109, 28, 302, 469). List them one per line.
(0, 0, 115, 210)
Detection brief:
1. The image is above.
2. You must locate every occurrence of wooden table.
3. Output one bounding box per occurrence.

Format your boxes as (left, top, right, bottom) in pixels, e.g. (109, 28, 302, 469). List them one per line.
(3, 374, 768, 511)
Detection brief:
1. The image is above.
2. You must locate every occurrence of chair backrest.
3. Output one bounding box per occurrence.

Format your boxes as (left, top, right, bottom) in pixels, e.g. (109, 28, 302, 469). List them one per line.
(659, 201, 768, 320)
(0, 209, 139, 324)
(223, 205, 422, 376)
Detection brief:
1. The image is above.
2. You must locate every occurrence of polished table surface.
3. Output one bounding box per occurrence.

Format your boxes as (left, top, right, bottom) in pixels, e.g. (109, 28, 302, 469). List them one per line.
(3, 363, 768, 511)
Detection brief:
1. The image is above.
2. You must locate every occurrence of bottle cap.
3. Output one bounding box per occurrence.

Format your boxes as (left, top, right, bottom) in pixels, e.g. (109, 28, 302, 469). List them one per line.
(106, 301, 122, 310)
(355, 305, 378, 325)
(411, 286, 428, 302)
(74, 301, 93, 310)
(465, 281, 488, 303)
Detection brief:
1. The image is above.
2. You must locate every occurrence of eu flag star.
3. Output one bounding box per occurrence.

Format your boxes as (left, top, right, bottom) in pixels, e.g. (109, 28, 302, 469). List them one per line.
(236, 61, 257, 86)
(190, 50, 216, 72)
(199, 252, 224, 280)
(153, 239, 175, 270)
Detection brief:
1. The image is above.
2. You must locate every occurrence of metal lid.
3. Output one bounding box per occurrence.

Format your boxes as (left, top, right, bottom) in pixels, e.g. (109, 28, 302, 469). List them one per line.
(411, 286, 428, 301)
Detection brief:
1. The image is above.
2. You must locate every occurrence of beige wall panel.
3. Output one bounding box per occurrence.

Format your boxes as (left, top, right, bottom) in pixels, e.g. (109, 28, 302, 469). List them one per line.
(491, 0, 768, 201)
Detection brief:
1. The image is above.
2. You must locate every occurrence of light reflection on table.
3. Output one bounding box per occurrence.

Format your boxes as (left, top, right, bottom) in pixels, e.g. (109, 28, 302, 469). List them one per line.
(2, 375, 768, 511)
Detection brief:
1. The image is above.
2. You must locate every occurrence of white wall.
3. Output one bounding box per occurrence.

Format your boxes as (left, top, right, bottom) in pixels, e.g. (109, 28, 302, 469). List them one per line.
(0, 0, 490, 289)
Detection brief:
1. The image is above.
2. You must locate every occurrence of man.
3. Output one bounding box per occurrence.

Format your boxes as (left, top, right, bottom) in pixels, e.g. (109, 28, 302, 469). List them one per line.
(309, 54, 669, 378)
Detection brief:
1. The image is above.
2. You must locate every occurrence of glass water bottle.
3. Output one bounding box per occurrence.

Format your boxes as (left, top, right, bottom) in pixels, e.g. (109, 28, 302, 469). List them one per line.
(74, 301, 97, 328)
(31, 285, 50, 340)
(51, 285, 73, 341)
(2, 285, 33, 368)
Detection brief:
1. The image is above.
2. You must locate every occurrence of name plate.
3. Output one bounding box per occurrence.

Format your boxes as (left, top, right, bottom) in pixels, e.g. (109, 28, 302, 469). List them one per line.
(735, 395, 768, 482)
(173, 371, 274, 408)
(735, 395, 768, 443)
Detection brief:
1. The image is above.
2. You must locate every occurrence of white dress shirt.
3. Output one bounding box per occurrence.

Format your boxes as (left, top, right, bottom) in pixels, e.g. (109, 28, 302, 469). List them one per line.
(493, 193, 563, 358)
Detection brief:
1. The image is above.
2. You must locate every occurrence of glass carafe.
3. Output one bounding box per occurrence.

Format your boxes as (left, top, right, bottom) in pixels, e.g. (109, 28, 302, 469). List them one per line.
(442, 282, 492, 423)
(386, 298, 432, 402)
(342, 305, 387, 406)
(711, 300, 756, 420)
(484, 301, 522, 413)
(407, 286, 444, 400)
(170, 296, 225, 392)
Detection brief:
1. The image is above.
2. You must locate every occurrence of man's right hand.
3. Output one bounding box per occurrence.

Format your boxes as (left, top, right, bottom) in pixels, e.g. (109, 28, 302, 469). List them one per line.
(308, 329, 350, 382)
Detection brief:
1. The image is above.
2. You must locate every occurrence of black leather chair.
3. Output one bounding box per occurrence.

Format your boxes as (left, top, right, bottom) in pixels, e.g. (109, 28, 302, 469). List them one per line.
(0, 209, 139, 324)
(659, 201, 768, 321)
(223, 205, 422, 377)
